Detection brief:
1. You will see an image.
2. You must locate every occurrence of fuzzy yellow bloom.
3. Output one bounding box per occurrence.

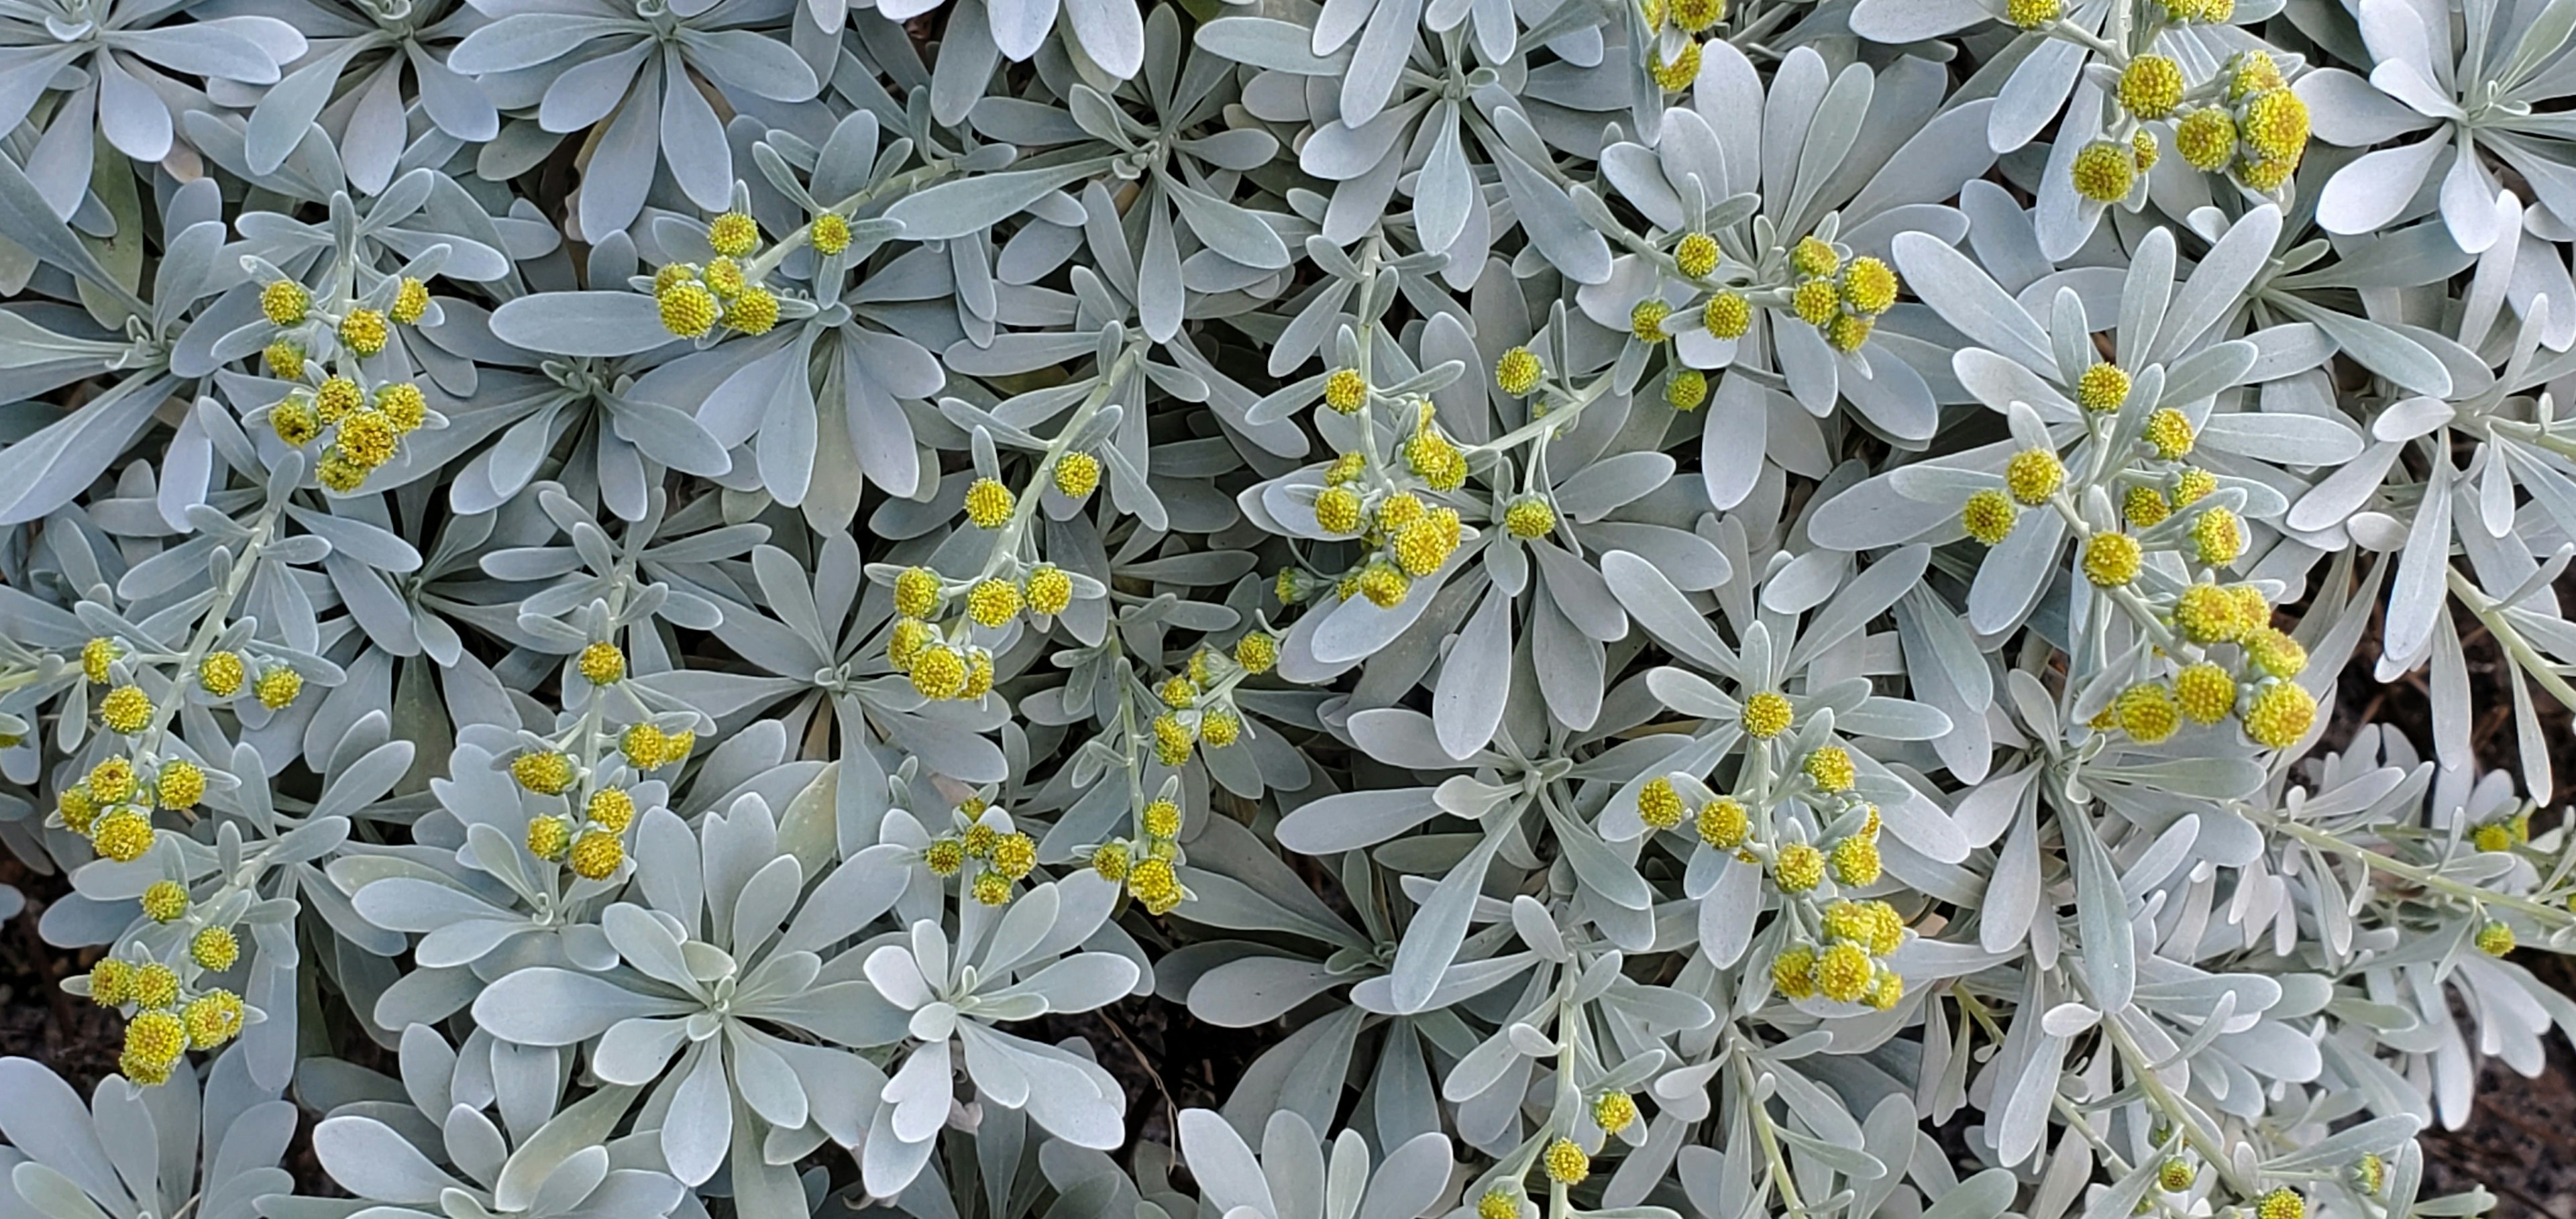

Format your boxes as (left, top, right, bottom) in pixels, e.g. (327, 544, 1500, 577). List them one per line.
(82, 637, 119, 683)
(2070, 142, 2137, 203)
(89, 959, 133, 1006)
(1357, 563, 1411, 608)
(962, 650, 996, 700)
(89, 757, 138, 803)
(2173, 108, 2237, 172)
(1128, 856, 1183, 913)
(1868, 901, 1904, 955)
(1477, 1192, 1520, 1219)
(142, 881, 189, 923)
(963, 822, 1000, 859)
(1494, 347, 1546, 397)
(1803, 746, 1856, 793)
(1650, 40, 1701, 89)
(156, 759, 204, 810)
(1665, 367, 1709, 411)
(924, 839, 966, 876)
(1865, 969, 1904, 1010)
(579, 641, 625, 684)
(323, 453, 368, 496)
(336, 410, 400, 469)
(1815, 942, 1873, 1002)
(586, 788, 637, 832)
(2171, 582, 2243, 643)
(992, 832, 1037, 880)
(1199, 707, 1242, 747)
(885, 568, 939, 621)
(1825, 313, 1874, 352)
(569, 829, 624, 880)
(1841, 257, 1898, 315)
(2120, 55, 2184, 119)
(2116, 682, 2182, 744)
(341, 309, 389, 356)
(1790, 278, 1839, 327)
(1638, 777, 1685, 830)
(390, 276, 430, 325)
(261, 279, 311, 325)
(2477, 919, 2516, 955)
(1775, 843, 1825, 892)
(1788, 236, 1838, 280)
(1697, 797, 1749, 848)
(526, 815, 572, 860)
(100, 684, 153, 734)
(1674, 231, 1719, 278)
(1158, 675, 1198, 710)
(2239, 89, 2308, 161)
(1544, 1137, 1589, 1184)
(620, 723, 669, 770)
(659, 279, 720, 337)
(2255, 1189, 2304, 1219)
(2246, 627, 2308, 678)
(2354, 1154, 2385, 1196)
(2192, 507, 2244, 566)
(2006, 0, 2059, 25)
(1393, 519, 1456, 576)
(2084, 533, 2142, 586)
(1669, 0, 1723, 30)
(1773, 943, 1817, 997)
(723, 286, 780, 335)
(1146, 798, 1189, 841)
(2175, 663, 2237, 724)
(969, 871, 1011, 905)
(812, 213, 853, 255)
(376, 382, 428, 433)
(1088, 843, 1131, 884)
(1704, 291, 1752, 339)
(1047, 451, 1102, 500)
(122, 1010, 188, 1084)
(2005, 449, 2064, 505)
(1822, 900, 1875, 945)
(191, 925, 239, 971)
(1227, 633, 1276, 678)
(708, 211, 760, 257)
(1322, 367, 1369, 413)
(2133, 411, 2193, 464)
(967, 578, 1022, 627)
(911, 645, 969, 700)
(1829, 837, 1881, 886)
(264, 339, 303, 376)
(132, 962, 180, 1010)
(2159, 1159, 2195, 1193)
(1152, 713, 1195, 765)
(58, 784, 99, 835)
(2117, 487, 2168, 529)
(1631, 299, 1673, 343)
(2076, 362, 2131, 413)
(1018, 565, 1071, 617)
(2243, 681, 2316, 749)
(705, 256, 747, 299)
(965, 478, 1015, 528)
(1962, 488, 2019, 545)
(183, 990, 245, 1049)
(1593, 1090, 1638, 1135)
(513, 751, 576, 795)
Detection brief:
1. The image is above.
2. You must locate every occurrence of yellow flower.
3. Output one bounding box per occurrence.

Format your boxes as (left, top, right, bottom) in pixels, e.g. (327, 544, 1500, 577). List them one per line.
(141, 881, 189, 923)
(526, 815, 572, 860)
(191, 925, 239, 971)
(2171, 582, 2243, 643)
(1496, 347, 1544, 396)
(967, 578, 1022, 627)
(513, 751, 576, 795)
(58, 784, 99, 835)
(1593, 1091, 1638, 1135)
(391, 276, 430, 325)
(1393, 518, 1456, 576)
(1790, 236, 1840, 280)
(1650, 39, 1701, 90)
(1868, 901, 1904, 955)
(1639, 778, 1685, 830)
(1697, 797, 1748, 848)
(1544, 1138, 1589, 1185)
(965, 478, 1015, 528)
(1234, 631, 1277, 674)
(122, 1010, 189, 1084)
(705, 256, 747, 298)
(2119, 55, 2184, 119)
(182, 990, 245, 1049)
(708, 211, 761, 257)
(1962, 488, 2019, 545)
(89, 757, 138, 803)
(100, 685, 153, 734)
(569, 829, 625, 880)
(885, 568, 943, 621)
(2239, 89, 2308, 162)
(579, 641, 626, 684)
(1669, 0, 1723, 30)
(2084, 533, 2142, 586)
(2354, 1154, 2385, 1196)
(307, 444, 367, 488)
(924, 839, 967, 876)
(620, 723, 669, 769)
(1775, 843, 1825, 892)
(1822, 900, 1875, 944)
(586, 788, 636, 832)
(1815, 942, 1872, 1002)
(1024, 566, 1075, 616)
(812, 213, 853, 255)
(1324, 368, 1369, 413)
(911, 645, 969, 700)
(340, 309, 389, 357)
(376, 382, 428, 433)
(2159, 1159, 2196, 1193)
(1704, 291, 1752, 338)
(658, 729, 695, 765)
(336, 410, 400, 469)
(89, 959, 133, 1006)
(1477, 1191, 1520, 1219)
(962, 650, 996, 700)
(1128, 856, 1183, 913)
(1665, 368, 1709, 411)
(1157, 675, 1198, 710)
(2076, 362, 2130, 412)
(1791, 278, 1839, 326)
(2132, 128, 2161, 172)
(2123, 486, 2171, 528)
(1358, 563, 1411, 608)
(1152, 713, 1195, 765)
(264, 339, 303, 377)
(2143, 408, 2194, 460)
(2476, 919, 2516, 956)
(132, 962, 180, 1009)
(2255, 1189, 2304, 1219)
(967, 870, 1011, 905)
(1829, 837, 1881, 886)
(2116, 683, 2181, 744)
(1841, 256, 1898, 315)
(1495, 496, 1557, 541)
(1803, 746, 1856, 793)
(2243, 681, 2316, 749)
(1053, 451, 1102, 499)
(992, 832, 1037, 880)
(659, 279, 720, 337)
(2175, 108, 2237, 170)
(2175, 664, 2237, 724)
(1631, 299, 1673, 343)
(1673, 232, 1719, 279)
(156, 759, 204, 810)
(1199, 706, 1242, 747)
(2246, 627, 2308, 678)
(2006, 0, 2059, 23)
(1772, 944, 1817, 998)
(2192, 507, 2244, 566)
(1825, 314, 1874, 352)
(1090, 841, 1132, 882)
(2005, 450, 2063, 505)
(260, 279, 311, 325)
(316, 376, 364, 423)
(2070, 142, 2137, 203)
(82, 637, 119, 683)
(1866, 969, 1904, 1010)
(722, 286, 780, 335)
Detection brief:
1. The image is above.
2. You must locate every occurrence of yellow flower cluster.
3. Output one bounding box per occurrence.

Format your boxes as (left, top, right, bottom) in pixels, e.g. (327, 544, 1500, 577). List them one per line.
(924, 805, 1040, 904)
(655, 238, 783, 339)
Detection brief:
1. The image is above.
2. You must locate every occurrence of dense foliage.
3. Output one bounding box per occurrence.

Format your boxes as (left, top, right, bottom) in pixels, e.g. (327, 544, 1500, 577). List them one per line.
(2, 0, 2575, 1214)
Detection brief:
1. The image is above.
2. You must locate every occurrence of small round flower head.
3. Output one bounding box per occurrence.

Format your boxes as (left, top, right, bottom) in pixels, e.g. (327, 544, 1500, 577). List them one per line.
(374, 382, 428, 433)
(2136, 408, 2194, 460)
(2118, 486, 2170, 528)
(2174, 107, 2238, 170)
(2083, 533, 2142, 586)
(2172, 582, 2243, 643)
(2120, 55, 2185, 119)
(260, 278, 311, 325)
(2132, 128, 2161, 170)
(1226, 632, 1276, 677)
(910, 645, 969, 700)
(1477, 1191, 1520, 1219)
(2473, 820, 2514, 852)
(340, 309, 389, 357)
(2006, 0, 2059, 26)
(335, 410, 399, 469)
(1495, 347, 1544, 396)
(1024, 565, 1075, 617)
(989, 833, 1040, 882)
(1736, 690, 1793, 739)
(586, 788, 636, 832)
(2116, 682, 2182, 744)
(1323, 368, 1368, 413)
(1128, 857, 1183, 913)
(512, 751, 576, 795)
(2243, 681, 2316, 749)
(702, 257, 747, 299)
(1631, 299, 1672, 342)
(967, 578, 1022, 627)
(89, 757, 138, 803)
(1670, 0, 1723, 30)
(1791, 236, 1840, 280)
(1816, 942, 1873, 1002)
(2175, 664, 2237, 724)
(971, 871, 1013, 906)
(526, 814, 572, 860)
(2239, 89, 2309, 161)
(122, 1010, 188, 1084)
(963, 820, 1000, 859)
(87, 959, 133, 1006)
(82, 637, 119, 683)
(576, 641, 625, 686)
(1674, 231, 1719, 278)
(2070, 141, 2138, 203)
(1544, 1138, 1589, 1185)
(1822, 900, 1876, 945)
(389, 276, 431, 325)
(2477, 919, 2516, 955)
(315, 376, 363, 423)
(1081, 840, 1129, 882)
(1829, 837, 1882, 886)
(263, 339, 303, 377)
(1650, 39, 1701, 89)
(132, 962, 180, 1010)
(1639, 777, 1686, 830)
(2172, 467, 2218, 507)
(924, 838, 966, 876)
(1775, 843, 1825, 892)
(1697, 796, 1749, 848)
(1825, 313, 1875, 352)
(1502, 496, 1558, 541)
(1152, 713, 1195, 766)
(892, 566, 944, 620)
(1868, 901, 1904, 955)
(811, 213, 853, 255)
(1046, 449, 1102, 500)
(1665, 368, 1709, 411)
(619, 723, 669, 770)
(722, 286, 780, 335)
(1803, 746, 1856, 793)
(1393, 518, 1457, 576)
(1791, 278, 1840, 326)
(2006, 449, 2064, 505)
(1864, 969, 1904, 1010)
(964, 478, 1016, 527)
(1772, 943, 1817, 997)
(708, 211, 760, 257)
(1841, 256, 1898, 315)
(1311, 484, 1365, 535)
(2255, 1189, 2304, 1219)
(1139, 798, 1183, 841)
(2076, 362, 2131, 412)
(2353, 1154, 2385, 1196)
(141, 881, 189, 923)
(2192, 507, 2245, 566)
(1357, 563, 1411, 608)
(100, 684, 152, 734)
(58, 784, 99, 835)
(191, 925, 239, 971)
(659, 279, 719, 337)
(156, 759, 204, 810)
(2157, 1158, 2196, 1193)
(1704, 291, 1752, 338)
(1962, 488, 2020, 545)
(1593, 1090, 1638, 1136)
(183, 990, 245, 1049)
(1199, 706, 1242, 747)
(2245, 627, 2308, 678)
(1377, 492, 1426, 531)
(888, 621, 926, 666)
(569, 829, 624, 880)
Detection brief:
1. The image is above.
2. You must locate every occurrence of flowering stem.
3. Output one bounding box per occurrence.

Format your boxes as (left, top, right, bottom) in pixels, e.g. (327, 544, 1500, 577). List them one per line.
(2247, 809, 2576, 929)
